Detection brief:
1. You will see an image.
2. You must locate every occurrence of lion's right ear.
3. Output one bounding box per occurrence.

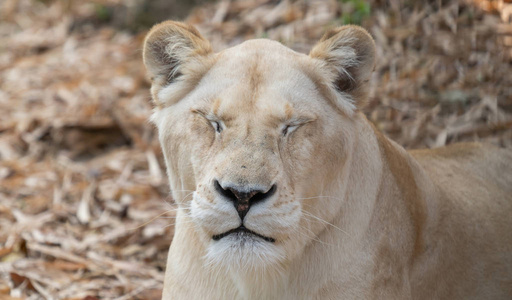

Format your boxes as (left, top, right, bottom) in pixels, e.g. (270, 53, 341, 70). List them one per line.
(143, 21, 213, 106)
(309, 25, 375, 111)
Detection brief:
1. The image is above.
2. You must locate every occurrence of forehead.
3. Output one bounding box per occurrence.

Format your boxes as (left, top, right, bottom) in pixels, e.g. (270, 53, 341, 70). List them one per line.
(192, 40, 321, 116)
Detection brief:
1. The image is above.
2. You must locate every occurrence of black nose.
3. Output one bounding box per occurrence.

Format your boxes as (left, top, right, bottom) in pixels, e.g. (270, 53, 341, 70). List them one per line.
(214, 180, 277, 220)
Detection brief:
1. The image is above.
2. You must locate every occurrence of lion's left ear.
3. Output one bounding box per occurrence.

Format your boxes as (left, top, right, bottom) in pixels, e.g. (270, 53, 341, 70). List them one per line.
(309, 25, 375, 110)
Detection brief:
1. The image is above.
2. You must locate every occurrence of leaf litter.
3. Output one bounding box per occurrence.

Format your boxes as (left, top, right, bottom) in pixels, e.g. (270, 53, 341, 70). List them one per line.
(0, 0, 511, 298)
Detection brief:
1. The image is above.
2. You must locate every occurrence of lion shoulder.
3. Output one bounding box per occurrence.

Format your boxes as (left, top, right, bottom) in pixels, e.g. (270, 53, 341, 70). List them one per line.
(410, 142, 512, 222)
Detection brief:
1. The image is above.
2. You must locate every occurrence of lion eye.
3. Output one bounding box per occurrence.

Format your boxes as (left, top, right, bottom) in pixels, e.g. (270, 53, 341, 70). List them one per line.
(282, 124, 298, 136)
(210, 121, 222, 133)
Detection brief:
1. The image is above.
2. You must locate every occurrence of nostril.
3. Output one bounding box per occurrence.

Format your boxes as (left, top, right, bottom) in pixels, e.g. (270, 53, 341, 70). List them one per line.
(214, 180, 237, 202)
(250, 184, 277, 205)
(214, 180, 277, 220)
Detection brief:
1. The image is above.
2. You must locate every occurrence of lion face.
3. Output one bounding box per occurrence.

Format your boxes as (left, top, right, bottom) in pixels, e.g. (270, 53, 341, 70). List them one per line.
(144, 22, 375, 270)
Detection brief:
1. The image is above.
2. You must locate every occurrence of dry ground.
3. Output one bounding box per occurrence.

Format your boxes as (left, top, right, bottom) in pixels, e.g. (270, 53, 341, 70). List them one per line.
(0, 0, 511, 299)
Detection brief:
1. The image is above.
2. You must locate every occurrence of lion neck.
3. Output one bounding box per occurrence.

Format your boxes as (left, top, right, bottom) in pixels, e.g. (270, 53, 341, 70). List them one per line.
(285, 112, 434, 297)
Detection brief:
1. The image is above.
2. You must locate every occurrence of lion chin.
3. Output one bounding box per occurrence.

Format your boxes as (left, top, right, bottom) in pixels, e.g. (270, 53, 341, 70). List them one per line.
(144, 21, 512, 300)
(206, 228, 284, 270)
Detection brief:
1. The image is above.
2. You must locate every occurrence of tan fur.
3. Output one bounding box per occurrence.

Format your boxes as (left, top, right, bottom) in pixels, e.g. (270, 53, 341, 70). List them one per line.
(143, 22, 512, 299)
(143, 21, 215, 108)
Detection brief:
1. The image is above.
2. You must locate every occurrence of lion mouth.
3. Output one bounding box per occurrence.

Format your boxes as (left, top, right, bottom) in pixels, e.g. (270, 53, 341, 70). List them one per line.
(212, 226, 275, 243)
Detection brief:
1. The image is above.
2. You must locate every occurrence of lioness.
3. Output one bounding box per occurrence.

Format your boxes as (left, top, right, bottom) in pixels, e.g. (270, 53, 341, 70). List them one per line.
(143, 21, 512, 299)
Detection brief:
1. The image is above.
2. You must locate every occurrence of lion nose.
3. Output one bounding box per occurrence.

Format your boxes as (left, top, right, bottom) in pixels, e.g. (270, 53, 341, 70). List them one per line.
(214, 180, 277, 220)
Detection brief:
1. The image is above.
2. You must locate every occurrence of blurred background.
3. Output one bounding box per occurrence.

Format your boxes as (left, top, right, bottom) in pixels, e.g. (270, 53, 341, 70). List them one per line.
(0, 0, 511, 298)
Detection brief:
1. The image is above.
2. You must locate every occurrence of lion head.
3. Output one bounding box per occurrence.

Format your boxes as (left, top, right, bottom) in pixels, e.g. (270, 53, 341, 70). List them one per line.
(143, 21, 375, 271)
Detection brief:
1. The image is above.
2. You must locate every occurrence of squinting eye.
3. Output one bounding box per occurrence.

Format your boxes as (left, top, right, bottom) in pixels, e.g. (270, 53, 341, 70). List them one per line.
(282, 125, 297, 136)
(282, 125, 290, 136)
(210, 121, 222, 133)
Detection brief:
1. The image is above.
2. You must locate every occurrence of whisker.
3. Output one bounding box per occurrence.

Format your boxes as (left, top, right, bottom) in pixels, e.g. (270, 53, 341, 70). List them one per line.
(133, 195, 195, 231)
(160, 197, 176, 210)
(296, 195, 344, 201)
(163, 220, 199, 231)
(290, 225, 339, 248)
(170, 189, 195, 193)
(159, 190, 195, 209)
(301, 210, 352, 239)
(128, 210, 177, 231)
